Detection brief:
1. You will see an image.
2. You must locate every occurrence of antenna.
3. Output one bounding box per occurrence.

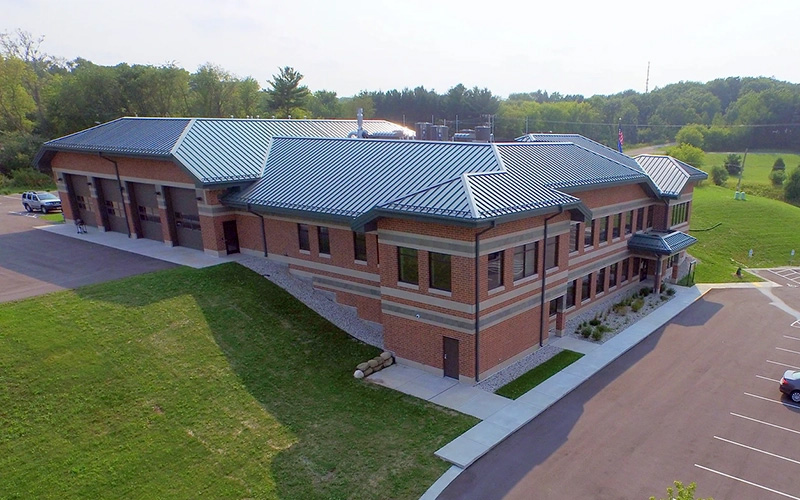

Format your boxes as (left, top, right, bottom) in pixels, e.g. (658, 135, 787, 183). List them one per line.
(645, 61, 650, 93)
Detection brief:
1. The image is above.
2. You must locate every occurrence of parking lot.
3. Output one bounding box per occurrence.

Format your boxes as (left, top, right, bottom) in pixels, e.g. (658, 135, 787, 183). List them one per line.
(0, 194, 175, 303)
(441, 286, 800, 499)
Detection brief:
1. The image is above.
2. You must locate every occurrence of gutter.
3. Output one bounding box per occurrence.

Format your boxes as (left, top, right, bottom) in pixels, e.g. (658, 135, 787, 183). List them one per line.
(99, 153, 132, 238)
(539, 206, 565, 347)
(247, 203, 268, 257)
(473, 221, 496, 382)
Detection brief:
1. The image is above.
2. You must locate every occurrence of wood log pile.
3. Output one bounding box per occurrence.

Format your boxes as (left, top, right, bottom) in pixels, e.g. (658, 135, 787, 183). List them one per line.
(353, 351, 394, 378)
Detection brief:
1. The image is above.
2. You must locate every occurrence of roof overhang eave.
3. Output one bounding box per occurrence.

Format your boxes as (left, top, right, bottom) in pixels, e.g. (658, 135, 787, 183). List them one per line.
(225, 200, 357, 226)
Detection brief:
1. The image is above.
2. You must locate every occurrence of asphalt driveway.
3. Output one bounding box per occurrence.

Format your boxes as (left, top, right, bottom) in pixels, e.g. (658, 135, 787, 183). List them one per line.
(0, 194, 176, 303)
(440, 286, 800, 500)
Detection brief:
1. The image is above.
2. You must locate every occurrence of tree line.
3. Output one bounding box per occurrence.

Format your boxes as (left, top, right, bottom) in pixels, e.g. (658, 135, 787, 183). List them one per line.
(2, 29, 800, 177)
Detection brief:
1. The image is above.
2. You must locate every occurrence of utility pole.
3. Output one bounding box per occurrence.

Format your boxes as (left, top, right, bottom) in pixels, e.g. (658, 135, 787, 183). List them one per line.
(736, 148, 748, 193)
(645, 61, 650, 93)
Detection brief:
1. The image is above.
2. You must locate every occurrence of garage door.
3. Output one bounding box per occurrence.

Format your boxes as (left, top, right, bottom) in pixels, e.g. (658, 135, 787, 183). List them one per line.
(66, 174, 96, 227)
(98, 178, 128, 234)
(130, 182, 162, 241)
(167, 187, 203, 250)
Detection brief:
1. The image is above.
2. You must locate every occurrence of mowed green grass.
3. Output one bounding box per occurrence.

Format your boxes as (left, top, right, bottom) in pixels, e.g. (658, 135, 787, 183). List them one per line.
(702, 151, 800, 199)
(0, 264, 477, 499)
(690, 184, 800, 282)
(495, 350, 583, 399)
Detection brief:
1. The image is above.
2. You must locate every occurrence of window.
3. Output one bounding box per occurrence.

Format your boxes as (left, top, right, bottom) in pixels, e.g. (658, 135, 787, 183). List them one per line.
(488, 251, 504, 290)
(398, 247, 418, 285)
(429, 252, 451, 292)
(318, 226, 330, 255)
(609, 263, 618, 288)
(671, 202, 689, 226)
(354, 232, 367, 262)
(636, 207, 644, 231)
(549, 298, 559, 317)
(106, 199, 123, 217)
(584, 220, 594, 248)
(569, 223, 580, 252)
(138, 205, 159, 223)
(513, 242, 537, 281)
(612, 213, 621, 238)
(646, 206, 654, 229)
(76, 195, 92, 212)
(566, 280, 577, 308)
(598, 217, 608, 243)
(596, 267, 606, 295)
(581, 274, 591, 302)
(298, 224, 310, 251)
(174, 212, 200, 230)
(625, 211, 633, 235)
(545, 236, 559, 269)
(621, 259, 629, 282)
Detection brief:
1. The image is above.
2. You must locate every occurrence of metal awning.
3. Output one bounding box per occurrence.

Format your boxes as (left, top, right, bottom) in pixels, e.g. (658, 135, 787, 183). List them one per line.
(627, 230, 697, 256)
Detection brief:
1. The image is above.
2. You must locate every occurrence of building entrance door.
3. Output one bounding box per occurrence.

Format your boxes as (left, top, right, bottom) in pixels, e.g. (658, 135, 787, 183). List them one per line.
(443, 337, 459, 379)
(223, 220, 240, 255)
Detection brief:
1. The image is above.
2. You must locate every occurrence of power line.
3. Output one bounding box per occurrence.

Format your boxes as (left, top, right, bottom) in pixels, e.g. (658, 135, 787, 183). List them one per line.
(492, 117, 800, 129)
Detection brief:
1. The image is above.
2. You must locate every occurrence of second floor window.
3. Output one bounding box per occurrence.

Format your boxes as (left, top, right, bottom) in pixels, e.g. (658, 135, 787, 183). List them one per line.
(545, 236, 558, 269)
(584, 220, 594, 248)
(429, 252, 452, 292)
(398, 247, 418, 285)
(354, 232, 367, 262)
(513, 242, 538, 281)
(318, 226, 330, 255)
(488, 251, 504, 290)
(569, 223, 579, 252)
(625, 211, 633, 235)
(298, 224, 310, 251)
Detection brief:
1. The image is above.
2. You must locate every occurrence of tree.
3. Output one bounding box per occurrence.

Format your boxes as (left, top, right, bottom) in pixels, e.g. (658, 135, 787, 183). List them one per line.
(265, 66, 310, 118)
(769, 169, 786, 186)
(675, 124, 705, 148)
(666, 143, 705, 168)
(785, 167, 800, 203)
(773, 157, 786, 170)
(724, 153, 741, 176)
(0, 55, 36, 132)
(711, 165, 729, 186)
(235, 76, 261, 118)
(189, 63, 237, 117)
(308, 90, 341, 118)
(650, 481, 712, 500)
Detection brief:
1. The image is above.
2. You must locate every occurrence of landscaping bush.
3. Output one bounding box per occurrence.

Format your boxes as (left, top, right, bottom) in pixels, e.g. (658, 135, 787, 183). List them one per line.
(711, 165, 728, 186)
(724, 153, 742, 176)
(612, 304, 628, 315)
(773, 157, 786, 170)
(770, 169, 786, 187)
(591, 328, 603, 341)
(580, 326, 593, 338)
(639, 287, 652, 297)
(665, 287, 676, 296)
(785, 167, 800, 204)
(589, 316, 601, 326)
(631, 298, 644, 312)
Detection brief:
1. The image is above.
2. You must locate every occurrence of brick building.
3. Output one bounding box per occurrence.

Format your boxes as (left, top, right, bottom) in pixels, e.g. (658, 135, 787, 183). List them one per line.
(36, 119, 706, 382)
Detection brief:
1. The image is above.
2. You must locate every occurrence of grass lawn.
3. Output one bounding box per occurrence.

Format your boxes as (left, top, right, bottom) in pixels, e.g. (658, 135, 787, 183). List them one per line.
(0, 263, 477, 499)
(495, 350, 583, 399)
(702, 151, 800, 200)
(690, 184, 800, 282)
(39, 213, 65, 223)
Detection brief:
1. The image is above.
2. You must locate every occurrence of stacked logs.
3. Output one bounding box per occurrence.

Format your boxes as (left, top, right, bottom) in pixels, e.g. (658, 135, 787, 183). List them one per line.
(354, 351, 394, 378)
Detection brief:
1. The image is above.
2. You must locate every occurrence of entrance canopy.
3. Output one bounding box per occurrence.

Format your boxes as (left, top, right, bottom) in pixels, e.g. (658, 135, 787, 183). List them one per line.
(627, 230, 697, 256)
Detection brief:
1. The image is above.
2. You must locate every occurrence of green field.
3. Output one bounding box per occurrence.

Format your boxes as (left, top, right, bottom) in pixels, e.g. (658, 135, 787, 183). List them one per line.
(0, 264, 476, 499)
(689, 184, 800, 282)
(702, 151, 800, 199)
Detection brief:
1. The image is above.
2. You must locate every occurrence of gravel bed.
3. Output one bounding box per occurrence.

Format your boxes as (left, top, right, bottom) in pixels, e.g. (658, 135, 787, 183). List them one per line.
(237, 255, 384, 349)
(475, 344, 562, 393)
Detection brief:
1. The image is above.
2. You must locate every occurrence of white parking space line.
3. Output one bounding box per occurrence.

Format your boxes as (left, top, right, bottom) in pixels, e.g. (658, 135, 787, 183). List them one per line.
(714, 436, 800, 465)
(792, 321, 800, 329)
(767, 360, 800, 370)
(745, 392, 800, 410)
(757, 374, 780, 383)
(785, 335, 800, 341)
(695, 464, 800, 500)
(731, 413, 800, 436)
(776, 347, 800, 355)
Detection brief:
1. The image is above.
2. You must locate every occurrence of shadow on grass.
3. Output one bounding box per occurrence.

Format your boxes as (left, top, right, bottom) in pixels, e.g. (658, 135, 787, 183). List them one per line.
(70, 262, 476, 499)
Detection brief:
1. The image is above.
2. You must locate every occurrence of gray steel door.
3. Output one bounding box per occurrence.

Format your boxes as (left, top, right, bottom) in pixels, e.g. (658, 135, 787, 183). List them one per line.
(66, 174, 96, 226)
(168, 187, 203, 250)
(443, 337, 459, 379)
(98, 178, 128, 234)
(131, 182, 162, 241)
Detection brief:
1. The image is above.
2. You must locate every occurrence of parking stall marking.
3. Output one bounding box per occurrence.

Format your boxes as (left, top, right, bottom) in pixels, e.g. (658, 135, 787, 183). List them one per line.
(792, 321, 800, 329)
(766, 360, 800, 370)
(757, 374, 780, 383)
(713, 436, 800, 466)
(745, 391, 800, 410)
(695, 464, 800, 500)
(731, 413, 800, 436)
(777, 347, 800, 356)
(785, 335, 800, 340)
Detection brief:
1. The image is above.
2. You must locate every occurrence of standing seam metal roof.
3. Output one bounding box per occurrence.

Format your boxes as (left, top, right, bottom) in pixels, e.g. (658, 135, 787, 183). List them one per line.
(634, 154, 708, 197)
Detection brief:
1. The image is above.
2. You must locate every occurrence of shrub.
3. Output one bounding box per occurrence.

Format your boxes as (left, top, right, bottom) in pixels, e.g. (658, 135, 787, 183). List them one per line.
(785, 167, 800, 204)
(665, 287, 676, 296)
(613, 304, 628, 315)
(773, 157, 786, 170)
(591, 329, 603, 341)
(580, 326, 593, 338)
(597, 324, 612, 333)
(589, 316, 601, 326)
(770, 169, 786, 187)
(631, 298, 644, 312)
(711, 165, 728, 186)
(639, 287, 652, 297)
(10, 168, 54, 190)
(724, 153, 742, 176)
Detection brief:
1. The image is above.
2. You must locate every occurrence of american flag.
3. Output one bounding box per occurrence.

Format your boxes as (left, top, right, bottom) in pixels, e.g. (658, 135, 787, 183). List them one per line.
(617, 126, 624, 153)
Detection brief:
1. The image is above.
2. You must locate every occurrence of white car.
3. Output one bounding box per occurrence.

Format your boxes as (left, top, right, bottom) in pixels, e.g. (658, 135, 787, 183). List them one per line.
(21, 191, 62, 213)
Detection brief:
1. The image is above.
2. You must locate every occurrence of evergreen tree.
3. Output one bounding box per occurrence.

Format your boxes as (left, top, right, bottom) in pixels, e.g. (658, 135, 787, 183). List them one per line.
(265, 66, 309, 118)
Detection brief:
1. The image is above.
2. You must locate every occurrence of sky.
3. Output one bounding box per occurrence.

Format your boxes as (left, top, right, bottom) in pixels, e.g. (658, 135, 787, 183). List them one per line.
(4, 0, 800, 99)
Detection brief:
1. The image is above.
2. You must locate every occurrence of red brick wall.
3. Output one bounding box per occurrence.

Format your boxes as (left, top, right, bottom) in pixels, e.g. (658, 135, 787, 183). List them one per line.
(384, 314, 476, 377)
(51, 152, 195, 184)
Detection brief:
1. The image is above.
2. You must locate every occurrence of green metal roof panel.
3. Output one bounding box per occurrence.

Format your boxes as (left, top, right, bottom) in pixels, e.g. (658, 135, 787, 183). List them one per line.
(516, 133, 645, 173)
(634, 155, 708, 197)
(627, 230, 697, 255)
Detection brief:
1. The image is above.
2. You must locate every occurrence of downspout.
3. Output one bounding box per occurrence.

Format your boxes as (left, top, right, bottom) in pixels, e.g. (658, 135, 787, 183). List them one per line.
(474, 221, 496, 383)
(539, 206, 565, 347)
(247, 203, 268, 257)
(99, 153, 132, 238)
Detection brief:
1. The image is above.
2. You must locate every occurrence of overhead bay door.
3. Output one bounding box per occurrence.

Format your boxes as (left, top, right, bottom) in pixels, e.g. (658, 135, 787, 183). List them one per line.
(98, 178, 128, 234)
(131, 182, 162, 241)
(168, 187, 203, 250)
(66, 174, 96, 226)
